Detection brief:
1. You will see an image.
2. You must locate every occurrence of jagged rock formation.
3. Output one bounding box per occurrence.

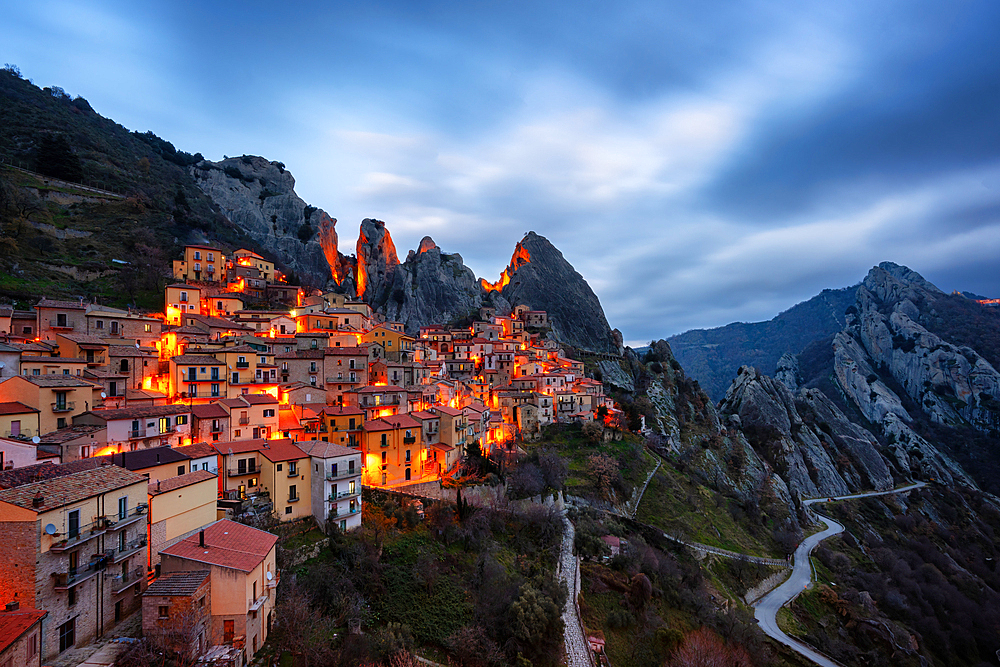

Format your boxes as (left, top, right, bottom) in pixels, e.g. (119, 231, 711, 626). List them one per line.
(490, 232, 621, 354)
(356, 220, 483, 333)
(191, 156, 351, 287)
(719, 366, 894, 498)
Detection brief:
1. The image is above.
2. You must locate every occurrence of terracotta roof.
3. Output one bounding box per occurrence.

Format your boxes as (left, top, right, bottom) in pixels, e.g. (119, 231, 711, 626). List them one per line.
(174, 442, 220, 459)
(149, 469, 216, 495)
(258, 440, 308, 463)
(431, 405, 462, 417)
(36, 424, 105, 444)
(276, 349, 324, 359)
(109, 346, 154, 357)
(88, 405, 191, 421)
(296, 440, 359, 458)
(211, 438, 282, 455)
(56, 333, 108, 346)
(170, 354, 225, 365)
(0, 607, 47, 653)
(409, 410, 439, 420)
(0, 401, 39, 415)
(12, 375, 99, 388)
(0, 464, 148, 511)
(319, 405, 364, 416)
(37, 298, 86, 310)
(364, 414, 421, 431)
(355, 385, 404, 393)
(277, 410, 300, 431)
(324, 346, 367, 355)
(126, 389, 167, 401)
(219, 394, 277, 408)
(143, 571, 210, 597)
(192, 403, 229, 419)
(160, 519, 277, 572)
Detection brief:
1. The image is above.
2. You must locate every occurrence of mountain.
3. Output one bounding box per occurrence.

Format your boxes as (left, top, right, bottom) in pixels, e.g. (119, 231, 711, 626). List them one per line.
(668, 286, 859, 401)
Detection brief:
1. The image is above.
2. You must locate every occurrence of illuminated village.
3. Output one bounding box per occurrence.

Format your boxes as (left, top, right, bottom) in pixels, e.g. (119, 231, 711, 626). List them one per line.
(0, 242, 616, 664)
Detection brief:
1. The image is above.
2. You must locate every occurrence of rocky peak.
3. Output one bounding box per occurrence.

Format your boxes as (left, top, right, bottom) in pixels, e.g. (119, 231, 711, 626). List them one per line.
(494, 232, 620, 354)
(356, 218, 400, 303)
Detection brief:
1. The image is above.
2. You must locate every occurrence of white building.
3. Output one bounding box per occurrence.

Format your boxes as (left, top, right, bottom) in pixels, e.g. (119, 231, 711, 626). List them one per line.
(296, 440, 362, 532)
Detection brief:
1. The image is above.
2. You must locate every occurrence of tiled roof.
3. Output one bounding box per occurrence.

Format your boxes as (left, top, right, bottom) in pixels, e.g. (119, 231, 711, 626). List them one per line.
(319, 405, 364, 416)
(324, 346, 367, 355)
(143, 570, 210, 597)
(36, 424, 105, 444)
(0, 401, 39, 415)
(0, 607, 47, 653)
(0, 458, 102, 489)
(409, 410, 439, 420)
(149, 469, 216, 495)
(211, 438, 270, 455)
(109, 346, 153, 357)
(355, 385, 404, 393)
(173, 442, 219, 459)
(277, 410, 300, 431)
(296, 440, 360, 459)
(363, 414, 421, 431)
(0, 464, 148, 511)
(37, 298, 86, 310)
(431, 406, 462, 417)
(257, 440, 308, 463)
(160, 519, 277, 572)
(14, 375, 99, 388)
(170, 354, 225, 365)
(102, 446, 191, 471)
(56, 333, 108, 346)
(192, 403, 229, 419)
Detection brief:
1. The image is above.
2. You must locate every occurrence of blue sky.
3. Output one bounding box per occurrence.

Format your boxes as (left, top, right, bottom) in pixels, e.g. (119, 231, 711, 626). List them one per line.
(3, 0, 999, 345)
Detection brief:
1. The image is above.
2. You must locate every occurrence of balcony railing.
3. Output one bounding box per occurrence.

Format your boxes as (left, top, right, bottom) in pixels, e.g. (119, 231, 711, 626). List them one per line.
(235, 362, 250, 369)
(103, 504, 148, 531)
(330, 507, 360, 517)
(228, 465, 258, 476)
(328, 489, 360, 501)
(53, 557, 107, 590)
(239, 416, 250, 425)
(248, 594, 268, 613)
(111, 567, 145, 594)
(49, 519, 106, 552)
(106, 536, 147, 563)
(51, 401, 75, 413)
(287, 495, 300, 503)
(326, 468, 359, 481)
(4, 429, 34, 438)
(48, 319, 74, 330)
(128, 428, 146, 439)
(403, 436, 416, 445)
(287, 469, 299, 477)
(211, 424, 225, 433)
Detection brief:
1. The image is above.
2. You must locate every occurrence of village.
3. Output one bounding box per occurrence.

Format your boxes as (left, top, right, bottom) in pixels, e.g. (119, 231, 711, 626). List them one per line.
(0, 243, 618, 666)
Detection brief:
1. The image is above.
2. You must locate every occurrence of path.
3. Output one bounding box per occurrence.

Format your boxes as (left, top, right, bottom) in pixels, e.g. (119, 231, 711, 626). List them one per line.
(753, 483, 925, 667)
(558, 513, 593, 667)
(620, 456, 660, 519)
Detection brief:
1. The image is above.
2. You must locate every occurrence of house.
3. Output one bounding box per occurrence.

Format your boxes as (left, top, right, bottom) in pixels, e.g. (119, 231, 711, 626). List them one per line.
(0, 436, 41, 470)
(165, 285, 204, 326)
(0, 375, 102, 434)
(257, 440, 311, 522)
(74, 405, 192, 452)
(0, 603, 46, 667)
(218, 395, 279, 441)
(232, 249, 275, 282)
(168, 354, 227, 403)
(0, 341, 21, 378)
(345, 385, 406, 420)
(83, 305, 161, 348)
(361, 414, 423, 487)
(34, 298, 87, 342)
(147, 470, 218, 571)
(0, 402, 40, 441)
(159, 519, 278, 663)
(0, 464, 150, 659)
(191, 403, 230, 444)
(101, 446, 192, 483)
(35, 425, 107, 462)
(204, 294, 246, 319)
(362, 325, 415, 362)
(172, 245, 226, 283)
(315, 406, 363, 447)
(173, 442, 220, 475)
(18, 355, 88, 378)
(297, 440, 362, 532)
(142, 571, 211, 661)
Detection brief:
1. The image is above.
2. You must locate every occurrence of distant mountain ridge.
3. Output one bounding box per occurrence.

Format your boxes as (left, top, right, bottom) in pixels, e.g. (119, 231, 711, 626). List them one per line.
(668, 286, 859, 400)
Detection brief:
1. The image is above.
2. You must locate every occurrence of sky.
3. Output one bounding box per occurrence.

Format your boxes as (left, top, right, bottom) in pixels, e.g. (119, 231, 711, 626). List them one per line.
(3, 0, 999, 345)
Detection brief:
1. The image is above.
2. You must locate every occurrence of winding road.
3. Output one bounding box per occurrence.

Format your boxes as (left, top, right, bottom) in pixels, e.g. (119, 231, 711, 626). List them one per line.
(752, 482, 926, 667)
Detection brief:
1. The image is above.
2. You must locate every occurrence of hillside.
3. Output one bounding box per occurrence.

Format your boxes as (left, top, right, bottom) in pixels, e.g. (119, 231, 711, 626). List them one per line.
(668, 286, 858, 401)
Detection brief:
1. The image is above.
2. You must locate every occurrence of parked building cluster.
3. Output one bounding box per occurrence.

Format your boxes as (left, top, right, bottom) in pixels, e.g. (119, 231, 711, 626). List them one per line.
(0, 243, 616, 665)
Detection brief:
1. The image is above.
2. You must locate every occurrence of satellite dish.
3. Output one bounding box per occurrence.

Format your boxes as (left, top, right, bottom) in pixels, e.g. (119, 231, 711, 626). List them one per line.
(32, 436, 40, 444)
(101, 392, 107, 398)
(0, 362, 5, 369)
(45, 523, 57, 535)
(266, 571, 273, 581)
(135, 342, 140, 349)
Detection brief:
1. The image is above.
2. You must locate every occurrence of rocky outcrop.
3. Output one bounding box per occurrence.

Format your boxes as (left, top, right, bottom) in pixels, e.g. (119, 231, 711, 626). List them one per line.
(355, 221, 484, 333)
(718, 366, 894, 499)
(191, 156, 350, 287)
(774, 353, 799, 392)
(493, 232, 620, 354)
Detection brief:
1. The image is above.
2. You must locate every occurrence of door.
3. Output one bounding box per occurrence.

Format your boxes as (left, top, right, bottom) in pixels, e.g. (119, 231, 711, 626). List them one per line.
(223, 620, 234, 644)
(10, 420, 19, 436)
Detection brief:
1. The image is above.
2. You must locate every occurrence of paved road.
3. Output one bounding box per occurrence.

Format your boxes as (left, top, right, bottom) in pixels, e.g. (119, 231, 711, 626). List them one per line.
(753, 483, 926, 667)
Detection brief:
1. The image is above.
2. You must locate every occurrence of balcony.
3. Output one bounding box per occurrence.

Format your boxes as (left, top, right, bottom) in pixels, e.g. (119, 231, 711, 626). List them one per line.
(265, 571, 280, 590)
(403, 436, 416, 445)
(287, 469, 299, 478)
(235, 361, 250, 369)
(128, 428, 147, 439)
(53, 558, 106, 590)
(328, 489, 360, 501)
(51, 401, 75, 413)
(49, 519, 106, 552)
(104, 504, 148, 530)
(48, 319, 74, 331)
(111, 567, 144, 594)
(211, 424, 225, 433)
(228, 465, 258, 476)
(239, 416, 250, 425)
(106, 536, 147, 563)
(330, 506, 360, 517)
(287, 495, 300, 503)
(4, 429, 34, 439)
(248, 593, 268, 613)
(326, 468, 359, 481)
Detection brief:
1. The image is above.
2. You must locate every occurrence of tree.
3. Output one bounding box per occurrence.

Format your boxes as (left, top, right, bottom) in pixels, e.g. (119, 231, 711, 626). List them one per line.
(668, 627, 752, 667)
(272, 585, 336, 667)
(582, 420, 604, 443)
(538, 451, 568, 491)
(35, 133, 83, 182)
(509, 584, 564, 655)
(362, 504, 397, 560)
(588, 453, 620, 501)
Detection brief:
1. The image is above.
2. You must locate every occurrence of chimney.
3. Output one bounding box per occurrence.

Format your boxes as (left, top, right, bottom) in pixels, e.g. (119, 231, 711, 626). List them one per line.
(32, 492, 43, 508)
(199, 530, 205, 548)
(5, 601, 19, 611)
(157, 480, 161, 492)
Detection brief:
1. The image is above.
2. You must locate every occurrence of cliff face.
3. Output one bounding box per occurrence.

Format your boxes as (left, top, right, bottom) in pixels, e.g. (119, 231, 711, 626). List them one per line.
(718, 365, 894, 498)
(492, 232, 621, 354)
(356, 220, 484, 333)
(191, 156, 351, 288)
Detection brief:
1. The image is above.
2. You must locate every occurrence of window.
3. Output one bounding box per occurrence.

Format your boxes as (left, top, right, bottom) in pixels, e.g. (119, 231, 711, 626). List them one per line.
(211, 384, 220, 397)
(81, 445, 90, 458)
(285, 506, 292, 514)
(68, 509, 80, 539)
(159, 417, 171, 432)
(208, 252, 214, 261)
(263, 409, 275, 418)
(309, 361, 317, 372)
(180, 291, 188, 303)
(194, 251, 201, 260)
(27, 633, 37, 659)
(276, 463, 282, 472)
(405, 449, 411, 462)
(177, 465, 185, 476)
(58, 618, 75, 652)
(381, 451, 387, 464)
(96, 320, 104, 329)
(22, 325, 31, 335)
(177, 415, 188, 425)
(289, 462, 297, 475)
(289, 484, 297, 500)
(223, 620, 234, 644)
(145, 323, 152, 333)
(118, 496, 128, 520)
(110, 321, 119, 334)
